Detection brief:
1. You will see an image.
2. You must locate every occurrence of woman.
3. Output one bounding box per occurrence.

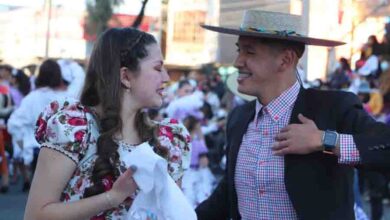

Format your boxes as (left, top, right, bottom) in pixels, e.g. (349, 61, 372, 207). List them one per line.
(7, 60, 67, 186)
(24, 28, 191, 220)
(7, 69, 31, 191)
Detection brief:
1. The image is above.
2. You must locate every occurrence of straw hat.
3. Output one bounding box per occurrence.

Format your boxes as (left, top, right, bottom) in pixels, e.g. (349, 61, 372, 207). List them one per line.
(201, 10, 345, 47)
(226, 72, 256, 101)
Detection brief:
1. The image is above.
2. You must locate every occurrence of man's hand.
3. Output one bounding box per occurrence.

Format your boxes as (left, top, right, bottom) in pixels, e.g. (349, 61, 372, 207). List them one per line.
(272, 114, 323, 156)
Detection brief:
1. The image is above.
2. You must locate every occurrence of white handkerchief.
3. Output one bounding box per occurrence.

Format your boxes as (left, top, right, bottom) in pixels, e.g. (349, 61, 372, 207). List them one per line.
(123, 142, 197, 220)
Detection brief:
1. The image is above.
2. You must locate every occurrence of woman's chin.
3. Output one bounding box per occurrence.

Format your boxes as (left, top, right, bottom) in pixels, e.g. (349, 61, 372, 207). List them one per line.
(148, 98, 163, 109)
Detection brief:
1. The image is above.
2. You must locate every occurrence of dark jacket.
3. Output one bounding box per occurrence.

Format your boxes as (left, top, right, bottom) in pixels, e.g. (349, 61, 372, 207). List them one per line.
(196, 88, 390, 220)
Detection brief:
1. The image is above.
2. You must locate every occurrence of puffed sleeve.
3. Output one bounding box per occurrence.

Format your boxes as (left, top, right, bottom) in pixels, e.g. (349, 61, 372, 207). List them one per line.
(35, 99, 90, 164)
(158, 118, 192, 182)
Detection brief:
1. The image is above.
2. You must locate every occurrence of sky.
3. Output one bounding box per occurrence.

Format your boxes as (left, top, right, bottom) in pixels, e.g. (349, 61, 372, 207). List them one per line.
(0, 0, 161, 16)
(0, 0, 45, 7)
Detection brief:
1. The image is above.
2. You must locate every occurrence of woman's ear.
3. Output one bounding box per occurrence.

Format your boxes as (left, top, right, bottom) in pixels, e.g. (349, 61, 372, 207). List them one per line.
(120, 67, 132, 89)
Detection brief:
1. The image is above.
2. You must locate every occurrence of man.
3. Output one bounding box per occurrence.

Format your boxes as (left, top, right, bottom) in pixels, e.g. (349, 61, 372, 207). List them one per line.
(196, 10, 390, 220)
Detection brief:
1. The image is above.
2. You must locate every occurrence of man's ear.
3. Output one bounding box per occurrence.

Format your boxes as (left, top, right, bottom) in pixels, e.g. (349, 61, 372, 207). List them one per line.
(120, 67, 132, 89)
(279, 49, 296, 71)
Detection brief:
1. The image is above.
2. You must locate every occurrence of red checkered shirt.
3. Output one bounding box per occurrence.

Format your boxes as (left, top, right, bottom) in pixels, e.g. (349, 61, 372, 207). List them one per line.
(234, 82, 360, 220)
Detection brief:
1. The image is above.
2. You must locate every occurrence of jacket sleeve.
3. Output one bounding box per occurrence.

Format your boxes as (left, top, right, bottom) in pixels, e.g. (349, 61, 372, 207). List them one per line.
(338, 92, 390, 169)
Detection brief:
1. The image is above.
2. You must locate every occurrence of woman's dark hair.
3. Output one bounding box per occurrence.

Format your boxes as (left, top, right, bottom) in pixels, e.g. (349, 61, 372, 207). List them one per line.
(35, 59, 62, 89)
(81, 28, 166, 198)
(13, 69, 31, 96)
(178, 79, 191, 89)
(183, 115, 200, 134)
(339, 57, 351, 72)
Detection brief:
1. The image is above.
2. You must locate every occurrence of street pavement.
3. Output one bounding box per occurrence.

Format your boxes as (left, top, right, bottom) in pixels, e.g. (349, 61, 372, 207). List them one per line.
(0, 181, 27, 220)
(1, 181, 390, 220)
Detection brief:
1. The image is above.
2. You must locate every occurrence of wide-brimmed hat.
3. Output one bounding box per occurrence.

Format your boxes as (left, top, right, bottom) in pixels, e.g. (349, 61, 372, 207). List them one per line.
(201, 10, 345, 47)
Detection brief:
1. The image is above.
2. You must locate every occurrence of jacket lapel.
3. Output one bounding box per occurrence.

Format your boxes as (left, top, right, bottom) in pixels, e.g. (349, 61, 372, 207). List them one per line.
(228, 101, 256, 179)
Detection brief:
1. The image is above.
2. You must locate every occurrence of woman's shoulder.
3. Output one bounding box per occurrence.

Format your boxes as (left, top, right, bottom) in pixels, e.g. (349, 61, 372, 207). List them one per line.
(155, 118, 192, 181)
(39, 98, 94, 121)
(35, 98, 95, 145)
(35, 98, 96, 164)
(155, 118, 191, 142)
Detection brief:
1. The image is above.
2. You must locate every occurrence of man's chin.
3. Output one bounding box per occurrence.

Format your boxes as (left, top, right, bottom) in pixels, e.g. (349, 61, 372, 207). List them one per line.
(237, 89, 254, 96)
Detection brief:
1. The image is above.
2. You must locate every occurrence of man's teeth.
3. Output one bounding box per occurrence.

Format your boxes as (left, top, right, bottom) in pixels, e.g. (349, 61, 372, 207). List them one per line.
(238, 72, 252, 79)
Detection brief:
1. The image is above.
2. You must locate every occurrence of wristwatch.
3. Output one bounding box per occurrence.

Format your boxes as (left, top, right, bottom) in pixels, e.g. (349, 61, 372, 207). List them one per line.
(322, 130, 338, 154)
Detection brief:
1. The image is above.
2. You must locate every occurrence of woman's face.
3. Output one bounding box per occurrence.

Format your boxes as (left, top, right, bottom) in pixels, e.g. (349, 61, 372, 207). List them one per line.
(129, 43, 170, 109)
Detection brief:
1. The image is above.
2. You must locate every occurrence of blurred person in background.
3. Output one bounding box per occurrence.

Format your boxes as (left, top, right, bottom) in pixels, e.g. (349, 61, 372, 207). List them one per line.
(200, 80, 220, 116)
(0, 64, 17, 193)
(7, 59, 68, 192)
(328, 57, 352, 90)
(57, 59, 85, 99)
(24, 28, 191, 220)
(7, 69, 31, 190)
(357, 35, 382, 79)
(182, 115, 215, 207)
(165, 79, 204, 122)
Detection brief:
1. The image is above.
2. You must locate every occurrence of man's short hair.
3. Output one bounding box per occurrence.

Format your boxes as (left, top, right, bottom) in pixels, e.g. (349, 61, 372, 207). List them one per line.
(258, 38, 306, 59)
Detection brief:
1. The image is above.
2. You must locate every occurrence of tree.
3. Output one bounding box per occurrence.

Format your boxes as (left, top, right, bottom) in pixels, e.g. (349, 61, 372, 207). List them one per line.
(85, 0, 124, 38)
(86, 0, 150, 38)
(132, 0, 149, 28)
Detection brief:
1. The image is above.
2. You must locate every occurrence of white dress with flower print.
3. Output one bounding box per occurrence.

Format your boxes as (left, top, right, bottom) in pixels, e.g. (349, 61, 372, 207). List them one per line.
(35, 99, 192, 220)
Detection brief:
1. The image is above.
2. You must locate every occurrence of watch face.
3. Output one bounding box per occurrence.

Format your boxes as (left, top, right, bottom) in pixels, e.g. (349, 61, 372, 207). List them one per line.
(324, 131, 337, 147)
(325, 132, 337, 144)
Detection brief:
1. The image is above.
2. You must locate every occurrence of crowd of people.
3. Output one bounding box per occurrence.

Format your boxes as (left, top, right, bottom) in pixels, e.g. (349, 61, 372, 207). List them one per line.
(0, 59, 85, 194)
(1, 9, 390, 220)
(320, 34, 390, 220)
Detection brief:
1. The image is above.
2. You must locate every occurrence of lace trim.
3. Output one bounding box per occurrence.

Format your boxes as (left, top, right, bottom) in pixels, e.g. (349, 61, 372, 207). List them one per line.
(41, 143, 78, 165)
(116, 140, 143, 150)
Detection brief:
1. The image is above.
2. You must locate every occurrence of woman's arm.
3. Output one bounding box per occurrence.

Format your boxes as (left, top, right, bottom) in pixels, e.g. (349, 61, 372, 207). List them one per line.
(24, 148, 136, 220)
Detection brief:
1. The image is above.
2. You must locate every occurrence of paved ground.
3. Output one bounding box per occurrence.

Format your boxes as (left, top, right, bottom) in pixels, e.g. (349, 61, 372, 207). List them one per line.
(0, 180, 28, 220)
(1, 181, 390, 220)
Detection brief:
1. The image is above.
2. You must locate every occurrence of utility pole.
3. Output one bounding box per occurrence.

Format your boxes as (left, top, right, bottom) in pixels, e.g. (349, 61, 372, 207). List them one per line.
(44, 0, 52, 59)
(161, 0, 169, 57)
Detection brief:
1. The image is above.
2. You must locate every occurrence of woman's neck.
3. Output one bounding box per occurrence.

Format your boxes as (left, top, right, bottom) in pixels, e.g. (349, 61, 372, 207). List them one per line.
(118, 107, 141, 145)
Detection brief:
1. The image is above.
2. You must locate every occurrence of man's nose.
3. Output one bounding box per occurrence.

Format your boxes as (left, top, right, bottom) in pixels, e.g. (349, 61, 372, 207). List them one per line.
(234, 55, 245, 68)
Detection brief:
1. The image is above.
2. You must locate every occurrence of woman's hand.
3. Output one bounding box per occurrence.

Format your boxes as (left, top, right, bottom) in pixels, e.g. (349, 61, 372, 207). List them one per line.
(108, 166, 138, 207)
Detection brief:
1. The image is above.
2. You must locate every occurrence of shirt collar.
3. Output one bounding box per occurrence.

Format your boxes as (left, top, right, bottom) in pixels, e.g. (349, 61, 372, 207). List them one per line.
(255, 81, 301, 123)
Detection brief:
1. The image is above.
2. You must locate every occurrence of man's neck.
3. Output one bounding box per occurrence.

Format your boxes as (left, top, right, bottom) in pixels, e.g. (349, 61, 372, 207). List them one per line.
(257, 78, 297, 106)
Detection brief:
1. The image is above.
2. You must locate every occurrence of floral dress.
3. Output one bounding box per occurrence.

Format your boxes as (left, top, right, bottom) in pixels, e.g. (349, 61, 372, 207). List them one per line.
(35, 99, 192, 220)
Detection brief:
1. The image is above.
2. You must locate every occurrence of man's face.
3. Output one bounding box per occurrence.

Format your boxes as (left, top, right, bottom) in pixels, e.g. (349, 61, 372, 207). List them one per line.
(234, 36, 281, 97)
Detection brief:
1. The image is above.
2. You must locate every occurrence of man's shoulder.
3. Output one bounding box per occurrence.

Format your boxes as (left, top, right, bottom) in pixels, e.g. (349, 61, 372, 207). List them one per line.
(304, 88, 358, 105)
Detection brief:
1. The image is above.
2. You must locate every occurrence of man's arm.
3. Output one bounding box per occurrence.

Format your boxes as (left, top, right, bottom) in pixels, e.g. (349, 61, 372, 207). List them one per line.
(272, 92, 390, 168)
(338, 92, 390, 168)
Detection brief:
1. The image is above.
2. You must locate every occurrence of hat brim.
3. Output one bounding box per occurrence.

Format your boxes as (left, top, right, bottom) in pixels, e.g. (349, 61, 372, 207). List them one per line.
(226, 72, 257, 102)
(201, 25, 345, 47)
